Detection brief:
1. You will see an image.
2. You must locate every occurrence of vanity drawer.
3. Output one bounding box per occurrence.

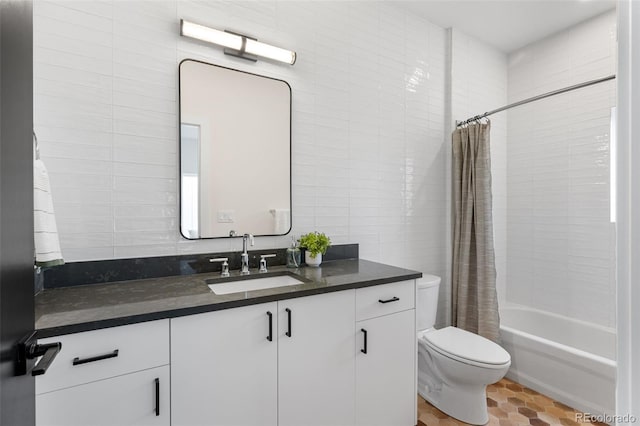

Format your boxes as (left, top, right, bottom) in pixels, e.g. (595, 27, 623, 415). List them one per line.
(36, 319, 169, 395)
(356, 280, 415, 321)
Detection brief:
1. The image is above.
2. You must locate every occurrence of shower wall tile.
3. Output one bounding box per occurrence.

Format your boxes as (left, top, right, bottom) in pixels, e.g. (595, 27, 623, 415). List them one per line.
(506, 11, 616, 328)
(34, 1, 449, 288)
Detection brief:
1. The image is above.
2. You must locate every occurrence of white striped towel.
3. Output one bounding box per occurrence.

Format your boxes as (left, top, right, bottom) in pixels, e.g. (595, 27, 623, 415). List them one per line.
(34, 156, 64, 267)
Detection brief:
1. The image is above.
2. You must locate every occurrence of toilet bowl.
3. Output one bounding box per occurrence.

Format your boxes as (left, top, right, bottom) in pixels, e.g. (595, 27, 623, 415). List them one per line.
(417, 275, 511, 425)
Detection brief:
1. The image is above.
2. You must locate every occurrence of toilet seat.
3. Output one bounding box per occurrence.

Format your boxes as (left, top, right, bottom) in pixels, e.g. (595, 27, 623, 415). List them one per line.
(420, 326, 511, 369)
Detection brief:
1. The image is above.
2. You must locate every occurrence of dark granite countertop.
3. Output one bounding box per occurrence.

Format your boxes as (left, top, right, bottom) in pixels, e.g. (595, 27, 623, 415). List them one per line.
(35, 259, 422, 338)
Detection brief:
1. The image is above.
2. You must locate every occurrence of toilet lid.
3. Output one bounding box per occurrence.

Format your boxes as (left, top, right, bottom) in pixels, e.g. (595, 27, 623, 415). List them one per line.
(423, 327, 511, 366)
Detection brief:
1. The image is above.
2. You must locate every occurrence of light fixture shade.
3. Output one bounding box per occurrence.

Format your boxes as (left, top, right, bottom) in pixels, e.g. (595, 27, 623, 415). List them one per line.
(180, 19, 296, 65)
(180, 20, 242, 51)
(245, 39, 296, 65)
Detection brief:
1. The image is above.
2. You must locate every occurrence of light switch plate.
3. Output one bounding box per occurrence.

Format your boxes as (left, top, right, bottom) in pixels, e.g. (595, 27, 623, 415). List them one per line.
(217, 210, 235, 223)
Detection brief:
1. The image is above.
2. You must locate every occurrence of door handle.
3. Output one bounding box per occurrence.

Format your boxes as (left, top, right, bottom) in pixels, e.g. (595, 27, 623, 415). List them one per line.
(16, 332, 62, 376)
(361, 328, 367, 354)
(267, 311, 273, 341)
(30, 342, 62, 376)
(285, 308, 292, 337)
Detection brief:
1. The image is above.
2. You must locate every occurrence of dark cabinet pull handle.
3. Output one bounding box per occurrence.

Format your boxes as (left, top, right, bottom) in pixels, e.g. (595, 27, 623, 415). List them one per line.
(155, 378, 160, 416)
(72, 349, 119, 366)
(267, 311, 273, 341)
(361, 329, 367, 354)
(285, 308, 292, 337)
(378, 297, 400, 304)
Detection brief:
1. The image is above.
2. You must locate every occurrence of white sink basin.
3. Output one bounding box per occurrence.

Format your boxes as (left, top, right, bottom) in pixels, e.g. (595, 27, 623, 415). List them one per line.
(208, 275, 305, 295)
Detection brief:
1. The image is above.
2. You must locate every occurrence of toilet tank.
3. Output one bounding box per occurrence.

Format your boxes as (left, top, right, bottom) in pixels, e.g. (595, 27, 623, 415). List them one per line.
(417, 275, 441, 331)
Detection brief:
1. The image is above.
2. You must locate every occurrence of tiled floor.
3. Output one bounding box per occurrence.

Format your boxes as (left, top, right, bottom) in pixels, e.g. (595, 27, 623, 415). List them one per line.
(417, 378, 607, 426)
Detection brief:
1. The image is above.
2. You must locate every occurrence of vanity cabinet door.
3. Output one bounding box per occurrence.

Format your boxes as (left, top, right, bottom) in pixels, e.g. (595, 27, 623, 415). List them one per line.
(171, 302, 278, 426)
(355, 309, 416, 426)
(278, 290, 356, 426)
(36, 365, 169, 426)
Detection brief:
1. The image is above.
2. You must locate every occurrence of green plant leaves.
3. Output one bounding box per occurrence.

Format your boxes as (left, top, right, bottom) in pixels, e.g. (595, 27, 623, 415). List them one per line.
(298, 232, 331, 257)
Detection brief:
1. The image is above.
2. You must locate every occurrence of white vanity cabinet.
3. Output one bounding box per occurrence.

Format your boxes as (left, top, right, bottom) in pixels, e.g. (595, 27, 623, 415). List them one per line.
(170, 290, 356, 426)
(36, 278, 417, 426)
(277, 290, 356, 426)
(171, 301, 279, 426)
(37, 365, 169, 426)
(355, 281, 417, 426)
(35, 320, 170, 426)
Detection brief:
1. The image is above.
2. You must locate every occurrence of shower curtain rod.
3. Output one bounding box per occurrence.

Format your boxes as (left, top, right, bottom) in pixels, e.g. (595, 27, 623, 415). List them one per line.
(455, 74, 616, 127)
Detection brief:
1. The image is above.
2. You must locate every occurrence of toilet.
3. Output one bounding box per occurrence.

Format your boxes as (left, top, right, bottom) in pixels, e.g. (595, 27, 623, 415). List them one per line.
(418, 275, 511, 425)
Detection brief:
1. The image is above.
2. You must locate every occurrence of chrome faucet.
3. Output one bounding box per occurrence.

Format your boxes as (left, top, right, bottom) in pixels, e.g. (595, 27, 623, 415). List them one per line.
(259, 254, 277, 273)
(209, 257, 230, 277)
(240, 233, 254, 275)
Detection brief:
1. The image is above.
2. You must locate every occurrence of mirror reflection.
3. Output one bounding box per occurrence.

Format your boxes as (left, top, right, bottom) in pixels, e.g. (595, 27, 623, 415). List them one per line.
(179, 60, 292, 239)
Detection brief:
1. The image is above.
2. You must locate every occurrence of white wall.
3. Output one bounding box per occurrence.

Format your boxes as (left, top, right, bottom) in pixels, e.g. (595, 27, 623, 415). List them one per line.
(34, 1, 449, 289)
(505, 11, 617, 328)
(616, 1, 640, 421)
(449, 29, 509, 315)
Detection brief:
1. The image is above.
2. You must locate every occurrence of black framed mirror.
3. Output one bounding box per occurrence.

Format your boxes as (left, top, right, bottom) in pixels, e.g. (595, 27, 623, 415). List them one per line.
(179, 59, 292, 239)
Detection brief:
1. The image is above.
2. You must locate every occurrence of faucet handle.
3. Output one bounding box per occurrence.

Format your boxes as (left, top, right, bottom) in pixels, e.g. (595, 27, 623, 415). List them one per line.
(259, 254, 277, 273)
(209, 257, 230, 277)
(245, 234, 255, 247)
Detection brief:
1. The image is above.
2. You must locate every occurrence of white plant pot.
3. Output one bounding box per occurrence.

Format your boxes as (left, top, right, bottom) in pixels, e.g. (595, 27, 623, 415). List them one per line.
(305, 252, 322, 267)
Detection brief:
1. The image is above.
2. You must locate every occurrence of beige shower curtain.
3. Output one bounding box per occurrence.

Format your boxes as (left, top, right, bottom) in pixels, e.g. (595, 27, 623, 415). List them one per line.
(451, 122, 500, 342)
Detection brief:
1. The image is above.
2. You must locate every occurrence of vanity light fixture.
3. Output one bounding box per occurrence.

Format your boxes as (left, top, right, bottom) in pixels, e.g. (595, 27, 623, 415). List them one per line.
(180, 19, 296, 65)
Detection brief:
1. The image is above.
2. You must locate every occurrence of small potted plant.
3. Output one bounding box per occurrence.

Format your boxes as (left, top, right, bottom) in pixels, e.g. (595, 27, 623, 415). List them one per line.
(298, 232, 331, 267)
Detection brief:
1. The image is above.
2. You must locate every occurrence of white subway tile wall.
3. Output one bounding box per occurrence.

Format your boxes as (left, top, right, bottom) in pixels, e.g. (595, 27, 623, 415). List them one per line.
(34, 2, 449, 284)
(506, 11, 617, 327)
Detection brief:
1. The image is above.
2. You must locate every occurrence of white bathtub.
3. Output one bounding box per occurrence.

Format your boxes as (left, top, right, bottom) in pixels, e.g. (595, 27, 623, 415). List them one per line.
(500, 305, 616, 418)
